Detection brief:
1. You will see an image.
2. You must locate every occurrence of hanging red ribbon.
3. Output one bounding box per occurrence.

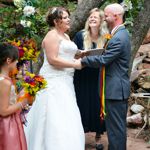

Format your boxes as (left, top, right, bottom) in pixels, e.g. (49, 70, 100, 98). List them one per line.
(99, 25, 124, 119)
(100, 65, 106, 120)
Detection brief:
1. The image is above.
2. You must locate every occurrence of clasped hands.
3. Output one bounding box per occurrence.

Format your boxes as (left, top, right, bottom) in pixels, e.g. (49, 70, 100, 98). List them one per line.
(73, 50, 87, 70)
(75, 49, 92, 59)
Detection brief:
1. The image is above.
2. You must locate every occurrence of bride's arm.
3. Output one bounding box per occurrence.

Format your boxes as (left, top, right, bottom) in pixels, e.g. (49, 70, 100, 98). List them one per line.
(42, 30, 78, 69)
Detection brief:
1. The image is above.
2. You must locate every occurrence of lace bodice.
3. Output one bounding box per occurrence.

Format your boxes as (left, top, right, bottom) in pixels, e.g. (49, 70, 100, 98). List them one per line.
(39, 40, 78, 78)
(0, 77, 16, 104)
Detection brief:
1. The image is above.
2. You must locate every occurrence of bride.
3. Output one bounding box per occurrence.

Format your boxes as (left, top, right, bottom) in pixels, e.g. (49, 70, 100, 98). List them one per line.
(24, 7, 85, 150)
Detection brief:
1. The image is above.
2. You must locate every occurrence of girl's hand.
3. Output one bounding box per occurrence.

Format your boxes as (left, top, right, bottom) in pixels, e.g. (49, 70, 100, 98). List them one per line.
(21, 99, 28, 107)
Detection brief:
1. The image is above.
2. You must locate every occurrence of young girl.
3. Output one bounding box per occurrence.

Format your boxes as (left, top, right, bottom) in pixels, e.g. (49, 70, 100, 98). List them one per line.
(0, 43, 27, 150)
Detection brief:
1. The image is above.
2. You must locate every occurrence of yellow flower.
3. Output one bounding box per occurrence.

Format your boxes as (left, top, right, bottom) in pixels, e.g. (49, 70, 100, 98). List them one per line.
(17, 40, 21, 46)
(20, 72, 47, 96)
(7, 38, 40, 62)
(23, 47, 28, 51)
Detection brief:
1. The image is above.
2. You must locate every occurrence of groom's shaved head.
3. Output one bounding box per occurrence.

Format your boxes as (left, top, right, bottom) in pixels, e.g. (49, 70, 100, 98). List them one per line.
(104, 3, 124, 18)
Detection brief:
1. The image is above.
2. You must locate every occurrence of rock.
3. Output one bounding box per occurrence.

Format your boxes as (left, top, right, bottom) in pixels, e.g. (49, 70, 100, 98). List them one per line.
(148, 52, 150, 58)
(142, 63, 150, 69)
(138, 75, 150, 90)
(138, 63, 144, 70)
(132, 55, 146, 71)
(143, 28, 150, 44)
(138, 43, 150, 55)
(130, 104, 145, 113)
(137, 62, 150, 70)
(142, 82, 150, 90)
(136, 88, 148, 93)
(144, 114, 150, 125)
(127, 113, 143, 125)
(130, 69, 147, 82)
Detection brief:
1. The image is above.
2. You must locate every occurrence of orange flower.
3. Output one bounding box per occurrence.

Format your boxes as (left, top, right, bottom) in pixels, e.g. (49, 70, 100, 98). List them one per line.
(34, 76, 44, 82)
(17, 93, 35, 105)
(104, 34, 112, 40)
(9, 68, 18, 77)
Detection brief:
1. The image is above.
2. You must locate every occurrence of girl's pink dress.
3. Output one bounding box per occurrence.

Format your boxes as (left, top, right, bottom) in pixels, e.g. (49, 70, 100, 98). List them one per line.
(0, 77, 27, 150)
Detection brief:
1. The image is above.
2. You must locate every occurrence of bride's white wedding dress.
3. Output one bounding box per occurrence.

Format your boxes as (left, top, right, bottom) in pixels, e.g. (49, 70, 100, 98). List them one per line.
(24, 40, 85, 150)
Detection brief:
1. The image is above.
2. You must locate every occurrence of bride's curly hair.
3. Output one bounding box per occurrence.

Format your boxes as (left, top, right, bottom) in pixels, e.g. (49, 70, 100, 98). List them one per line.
(46, 7, 70, 27)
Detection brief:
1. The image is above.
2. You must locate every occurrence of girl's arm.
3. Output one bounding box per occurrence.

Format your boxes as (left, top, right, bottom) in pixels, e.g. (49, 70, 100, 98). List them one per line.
(0, 79, 26, 117)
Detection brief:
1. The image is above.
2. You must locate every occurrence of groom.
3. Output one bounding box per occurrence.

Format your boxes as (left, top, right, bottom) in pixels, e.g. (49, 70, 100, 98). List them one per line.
(75, 3, 131, 150)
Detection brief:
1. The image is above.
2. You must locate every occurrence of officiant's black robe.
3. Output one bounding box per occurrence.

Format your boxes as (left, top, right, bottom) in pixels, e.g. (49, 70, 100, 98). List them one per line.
(73, 30, 105, 133)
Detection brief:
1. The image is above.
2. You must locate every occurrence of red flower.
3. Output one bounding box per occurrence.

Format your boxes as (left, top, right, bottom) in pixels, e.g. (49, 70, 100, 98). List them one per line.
(18, 48, 25, 58)
(29, 82, 36, 87)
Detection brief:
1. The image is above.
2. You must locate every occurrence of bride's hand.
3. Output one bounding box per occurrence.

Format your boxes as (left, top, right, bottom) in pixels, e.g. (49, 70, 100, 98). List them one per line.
(74, 50, 82, 59)
(74, 50, 87, 59)
(73, 58, 82, 70)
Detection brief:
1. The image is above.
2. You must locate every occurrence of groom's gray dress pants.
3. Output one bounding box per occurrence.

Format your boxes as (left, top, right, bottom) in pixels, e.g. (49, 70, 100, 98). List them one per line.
(105, 99, 128, 150)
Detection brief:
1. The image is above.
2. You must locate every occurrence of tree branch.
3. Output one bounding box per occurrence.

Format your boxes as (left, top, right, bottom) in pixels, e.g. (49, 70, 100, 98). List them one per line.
(130, 0, 150, 72)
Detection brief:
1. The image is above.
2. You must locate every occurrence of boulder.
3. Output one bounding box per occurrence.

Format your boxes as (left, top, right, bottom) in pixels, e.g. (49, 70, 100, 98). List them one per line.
(143, 28, 150, 44)
(130, 104, 145, 114)
(127, 113, 143, 125)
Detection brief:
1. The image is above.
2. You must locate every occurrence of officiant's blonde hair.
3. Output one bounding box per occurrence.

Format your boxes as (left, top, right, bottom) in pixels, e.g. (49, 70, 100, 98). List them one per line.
(83, 8, 108, 50)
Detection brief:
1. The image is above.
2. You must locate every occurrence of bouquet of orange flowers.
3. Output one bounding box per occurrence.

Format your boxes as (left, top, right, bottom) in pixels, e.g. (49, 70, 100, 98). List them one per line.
(7, 38, 40, 62)
(17, 72, 47, 104)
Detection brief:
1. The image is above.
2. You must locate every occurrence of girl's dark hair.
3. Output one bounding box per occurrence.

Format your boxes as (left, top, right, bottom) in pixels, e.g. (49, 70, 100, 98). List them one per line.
(46, 7, 70, 27)
(0, 43, 19, 68)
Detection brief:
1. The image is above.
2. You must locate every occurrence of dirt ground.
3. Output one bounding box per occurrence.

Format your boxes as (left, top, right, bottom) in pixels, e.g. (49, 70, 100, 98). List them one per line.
(85, 128, 150, 150)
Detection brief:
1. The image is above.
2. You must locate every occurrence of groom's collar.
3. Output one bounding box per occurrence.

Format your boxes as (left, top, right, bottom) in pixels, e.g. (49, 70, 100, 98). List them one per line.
(111, 24, 124, 35)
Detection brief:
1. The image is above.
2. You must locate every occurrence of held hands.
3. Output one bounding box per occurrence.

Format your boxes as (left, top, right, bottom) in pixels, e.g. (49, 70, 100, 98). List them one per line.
(74, 50, 88, 59)
(73, 50, 86, 69)
(73, 58, 82, 70)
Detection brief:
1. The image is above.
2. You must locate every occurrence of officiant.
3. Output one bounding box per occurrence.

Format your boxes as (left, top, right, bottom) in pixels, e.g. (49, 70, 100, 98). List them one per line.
(73, 8, 108, 148)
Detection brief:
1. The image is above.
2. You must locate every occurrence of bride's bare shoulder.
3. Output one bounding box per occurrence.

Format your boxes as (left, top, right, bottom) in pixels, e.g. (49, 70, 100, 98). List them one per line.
(42, 30, 59, 48)
(45, 30, 58, 39)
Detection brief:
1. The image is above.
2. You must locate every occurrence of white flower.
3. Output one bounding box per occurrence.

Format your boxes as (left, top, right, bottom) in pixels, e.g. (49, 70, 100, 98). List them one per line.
(14, 0, 26, 8)
(23, 6, 35, 17)
(121, 0, 133, 11)
(20, 20, 27, 27)
(20, 20, 31, 27)
(26, 21, 32, 27)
